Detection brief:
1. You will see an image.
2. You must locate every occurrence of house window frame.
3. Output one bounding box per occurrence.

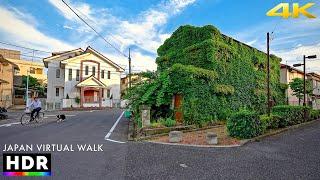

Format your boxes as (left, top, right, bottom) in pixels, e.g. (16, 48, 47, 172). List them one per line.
(85, 66, 89, 75)
(108, 71, 111, 79)
(30, 67, 35, 74)
(107, 89, 111, 98)
(68, 68, 72, 81)
(101, 70, 105, 79)
(56, 69, 60, 78)
(55, 88, 59, 97)
(92, 66, 96, 76)
(76, 69, 80, 81)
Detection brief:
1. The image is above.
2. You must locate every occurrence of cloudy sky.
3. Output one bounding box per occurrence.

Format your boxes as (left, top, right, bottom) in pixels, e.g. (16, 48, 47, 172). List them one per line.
(0, 0, 319, 73)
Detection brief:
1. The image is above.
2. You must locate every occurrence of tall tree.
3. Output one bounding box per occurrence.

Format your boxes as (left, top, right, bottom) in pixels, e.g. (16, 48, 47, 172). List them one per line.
(289, 78, 313, 105)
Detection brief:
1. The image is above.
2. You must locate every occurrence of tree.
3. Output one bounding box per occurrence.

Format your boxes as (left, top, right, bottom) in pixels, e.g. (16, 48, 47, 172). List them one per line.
(22, 75, 45, 97)
(289, 78, 313, 105)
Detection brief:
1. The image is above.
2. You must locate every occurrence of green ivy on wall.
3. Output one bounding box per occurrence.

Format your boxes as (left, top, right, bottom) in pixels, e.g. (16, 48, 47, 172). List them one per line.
(126, 25, 286, 126)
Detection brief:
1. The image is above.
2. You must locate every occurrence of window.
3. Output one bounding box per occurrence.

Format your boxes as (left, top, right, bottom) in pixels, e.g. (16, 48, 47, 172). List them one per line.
(56, 69, 60, 78)
(30, 67, 35, 74)
(56, 88, 59, 97)
(92, 66, 96, 76)
(14, 69, 20, 75)
(108, 71, 111, 79)
(76, 69, 80, 81)
(107, 89, 111, 98)
(85, 66, 89, 75)
(68, 69, 72, 81)
(36, 68, 43, 74)
(101, 70, 105, 79)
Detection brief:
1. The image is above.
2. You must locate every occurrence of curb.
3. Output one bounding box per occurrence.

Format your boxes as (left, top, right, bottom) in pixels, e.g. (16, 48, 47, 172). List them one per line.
(144, 119, 319, 148)
(146, 140, 241, 148)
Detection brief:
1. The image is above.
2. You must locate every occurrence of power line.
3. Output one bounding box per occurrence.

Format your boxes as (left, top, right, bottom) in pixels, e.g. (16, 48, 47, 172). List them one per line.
(72, 7, 125, 48)
(0, 41, 51, 53)
(61, 0, 127, 58)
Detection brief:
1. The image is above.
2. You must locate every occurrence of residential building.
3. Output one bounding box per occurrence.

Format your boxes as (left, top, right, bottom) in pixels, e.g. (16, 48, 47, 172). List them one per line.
(307, 72, 320, 109)
(0, 55, 19, 108)
(0, 48, 47, 106)
(280, 64, 305, 105)
(43, 46, 124, 109)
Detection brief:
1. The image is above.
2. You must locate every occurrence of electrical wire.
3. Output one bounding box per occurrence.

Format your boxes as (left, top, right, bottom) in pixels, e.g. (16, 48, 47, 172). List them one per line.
(61, 0, 127, 58)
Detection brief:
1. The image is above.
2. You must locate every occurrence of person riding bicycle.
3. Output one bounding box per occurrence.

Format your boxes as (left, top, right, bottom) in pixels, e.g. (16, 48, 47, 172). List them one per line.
(28, 96, 42, 121)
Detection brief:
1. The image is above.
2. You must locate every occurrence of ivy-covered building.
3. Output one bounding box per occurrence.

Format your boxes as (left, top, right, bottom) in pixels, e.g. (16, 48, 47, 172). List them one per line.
(129, 25, 286, 126)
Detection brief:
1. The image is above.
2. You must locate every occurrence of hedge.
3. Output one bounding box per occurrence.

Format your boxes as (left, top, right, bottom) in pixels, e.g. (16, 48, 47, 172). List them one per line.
(272, 105, 311, 127)
(311, 109, 320, 120)
(260, 114, 282, 129)
(227, 110, 267, 139)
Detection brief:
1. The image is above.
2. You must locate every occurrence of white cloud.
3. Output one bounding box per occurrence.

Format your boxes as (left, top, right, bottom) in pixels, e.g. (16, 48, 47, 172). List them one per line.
(230, 9, 320, 73)
(0, 6, 73, 52)
(48, 0, 197, 71)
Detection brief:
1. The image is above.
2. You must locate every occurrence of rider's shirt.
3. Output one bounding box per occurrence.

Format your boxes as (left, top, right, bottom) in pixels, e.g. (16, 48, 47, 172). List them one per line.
(29, 100, 42, 109)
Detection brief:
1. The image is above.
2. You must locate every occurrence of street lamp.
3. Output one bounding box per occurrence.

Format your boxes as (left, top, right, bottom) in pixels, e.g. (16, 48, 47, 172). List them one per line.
(293, 55, 317, 120)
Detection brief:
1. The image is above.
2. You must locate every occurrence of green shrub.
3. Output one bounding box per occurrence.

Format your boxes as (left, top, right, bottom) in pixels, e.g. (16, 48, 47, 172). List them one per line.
(310, 109, 320, 120)
(259, 114, 282, 129)
(159, 118, 176, 127)
(227, 110, 267, 139)
(150, 122, 163, 128)
(272, 105, 311, 127)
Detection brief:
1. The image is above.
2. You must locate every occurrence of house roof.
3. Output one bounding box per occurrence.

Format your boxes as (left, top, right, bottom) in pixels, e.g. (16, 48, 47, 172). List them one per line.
(85, 46, 125, 72)
(307, 72, 320, 80)
(0, 55, 19, 70)
(43, 48, 84, 61)
(280, 64, 304, 75)
(76, 75, 107, 88)
(43, 46, 124, 72)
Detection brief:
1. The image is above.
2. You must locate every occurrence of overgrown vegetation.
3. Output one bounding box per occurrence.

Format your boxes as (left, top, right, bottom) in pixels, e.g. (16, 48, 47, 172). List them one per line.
(227, 110, 267, 139)
(126, 25, 286, 127)
(272, 105, 311, 127)
(228, 106, 320, 139)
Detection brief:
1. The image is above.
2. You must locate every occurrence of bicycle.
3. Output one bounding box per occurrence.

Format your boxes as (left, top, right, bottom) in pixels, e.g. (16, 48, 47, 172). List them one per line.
(20, 110, 45, 125)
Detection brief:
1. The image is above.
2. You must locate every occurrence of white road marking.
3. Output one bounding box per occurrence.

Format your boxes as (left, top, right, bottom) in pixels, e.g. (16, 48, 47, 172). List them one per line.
(0, 122, 20, 127)
(104, 111, 125, 143)
(180, 164, 188, 168)
(105, 138, 126, 144)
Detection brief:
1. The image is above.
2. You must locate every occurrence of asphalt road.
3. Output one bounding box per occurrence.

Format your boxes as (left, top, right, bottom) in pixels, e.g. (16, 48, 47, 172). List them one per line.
(0, 109, 320, 180)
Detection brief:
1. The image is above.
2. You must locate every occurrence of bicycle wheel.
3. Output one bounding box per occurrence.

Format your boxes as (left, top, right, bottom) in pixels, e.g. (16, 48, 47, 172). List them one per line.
(21, 114, 31, 125)
(35, 112, 44, 123)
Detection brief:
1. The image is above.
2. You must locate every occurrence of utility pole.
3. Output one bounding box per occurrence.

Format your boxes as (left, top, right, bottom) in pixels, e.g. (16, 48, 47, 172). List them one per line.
(303, 55, 307, 120)
(303, 55, 306, 108)
(267, 32, 271, 116)
(26, 70, 29, 109)
(128, 48, 132, 89)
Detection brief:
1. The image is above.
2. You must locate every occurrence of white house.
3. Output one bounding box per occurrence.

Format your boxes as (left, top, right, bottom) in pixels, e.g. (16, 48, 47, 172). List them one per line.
(43, 46, 124, 109)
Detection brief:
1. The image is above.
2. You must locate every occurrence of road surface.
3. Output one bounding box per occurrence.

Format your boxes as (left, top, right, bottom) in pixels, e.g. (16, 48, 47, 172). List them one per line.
(0, 110, 319, 179)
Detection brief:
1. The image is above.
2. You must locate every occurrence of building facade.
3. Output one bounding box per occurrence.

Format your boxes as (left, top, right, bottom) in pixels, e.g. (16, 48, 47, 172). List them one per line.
(44, 46, 124, 109)
(0, 55, 19, 108)
(281, 64, 320, 109)
(307, 72, 320, 109)
(0, 48, 47, 106)
(280, 64, 305, 105)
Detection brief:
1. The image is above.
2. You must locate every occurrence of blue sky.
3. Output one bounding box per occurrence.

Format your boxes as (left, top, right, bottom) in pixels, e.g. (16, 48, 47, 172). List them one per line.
(0, 0, 319, 72)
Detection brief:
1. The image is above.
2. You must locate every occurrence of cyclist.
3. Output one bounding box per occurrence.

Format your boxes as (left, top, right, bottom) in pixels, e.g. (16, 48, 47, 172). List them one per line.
(28, 96, 42, 121)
